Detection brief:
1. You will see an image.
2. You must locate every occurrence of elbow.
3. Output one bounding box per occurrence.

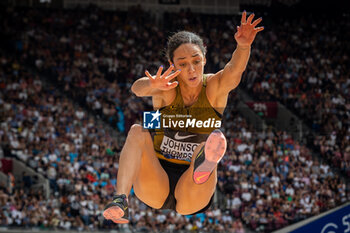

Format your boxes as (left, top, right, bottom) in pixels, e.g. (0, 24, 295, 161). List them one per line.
(131, 89, 141, 97)
(131, 84, 140, 97)
(131, 85, 136, 95)
(131, 85, 147, 97)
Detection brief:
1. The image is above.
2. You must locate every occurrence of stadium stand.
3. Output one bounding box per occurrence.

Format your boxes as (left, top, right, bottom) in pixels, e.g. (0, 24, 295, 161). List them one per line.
(0, 4, 349, 233)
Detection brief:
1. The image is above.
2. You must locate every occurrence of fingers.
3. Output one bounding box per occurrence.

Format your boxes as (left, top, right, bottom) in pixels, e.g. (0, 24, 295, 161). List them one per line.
(145, 65, 180, 82)
(239, 11, 263, 33)
(254, 26, 264, 32)
(165, 69, 181, 80)
(236, 26, 242, 37)
(247, 13, 255, 24)
(165, 81, 178, 89)
(252, 17, 262, 27)
(161, 65, 174, 78)
(241, 11, 247, 24)
(145, 70, 154, 80)
(156, 66, 164, 78)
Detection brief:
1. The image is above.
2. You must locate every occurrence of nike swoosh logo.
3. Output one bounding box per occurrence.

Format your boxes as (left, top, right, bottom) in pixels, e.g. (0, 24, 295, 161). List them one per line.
(196, 173, 209, 183)
(174, 132, 196, 140)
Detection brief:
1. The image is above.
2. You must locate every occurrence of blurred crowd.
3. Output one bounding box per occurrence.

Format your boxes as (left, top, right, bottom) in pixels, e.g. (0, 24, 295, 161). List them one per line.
(242, 14, 350, 177)
(0, 5, 349, 233)
(219, 109, 347, 232)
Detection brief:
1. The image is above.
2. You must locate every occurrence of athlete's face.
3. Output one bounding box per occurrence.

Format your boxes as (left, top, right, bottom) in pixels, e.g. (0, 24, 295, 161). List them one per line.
(171, 43, 206, 88)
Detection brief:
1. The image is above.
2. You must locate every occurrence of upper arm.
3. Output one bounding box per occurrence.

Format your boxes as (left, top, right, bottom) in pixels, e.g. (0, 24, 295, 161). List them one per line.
(215, 45, 251, 92)
(206, 69, 242, 112)
(207, 67, 241, 96)
(219, 63, 243, 93)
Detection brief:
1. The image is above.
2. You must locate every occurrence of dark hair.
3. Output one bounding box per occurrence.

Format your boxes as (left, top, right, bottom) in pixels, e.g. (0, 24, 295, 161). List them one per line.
(166, 31, 206, 62)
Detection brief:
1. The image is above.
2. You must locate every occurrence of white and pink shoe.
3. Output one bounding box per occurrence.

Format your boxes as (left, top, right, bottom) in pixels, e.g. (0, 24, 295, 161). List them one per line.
(193, 129, 227, 184)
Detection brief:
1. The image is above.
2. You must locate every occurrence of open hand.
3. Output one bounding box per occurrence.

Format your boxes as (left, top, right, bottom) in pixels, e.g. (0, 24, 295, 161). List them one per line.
(234, 11, 264, 48)
(145, 65, 181, 91)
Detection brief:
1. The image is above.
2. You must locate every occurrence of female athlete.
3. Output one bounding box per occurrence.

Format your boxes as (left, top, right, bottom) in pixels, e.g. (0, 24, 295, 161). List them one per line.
(103, 11, 263, 223)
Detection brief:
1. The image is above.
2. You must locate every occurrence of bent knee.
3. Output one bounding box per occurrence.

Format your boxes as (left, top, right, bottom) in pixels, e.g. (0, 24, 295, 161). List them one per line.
(128, 124, 144, 134)
(176, 200, 209, 215)
(176, 203, 193, 215)
(127, 124, 149, 144)
(134, 184, 169, 209)
(176, 191, 214, 215)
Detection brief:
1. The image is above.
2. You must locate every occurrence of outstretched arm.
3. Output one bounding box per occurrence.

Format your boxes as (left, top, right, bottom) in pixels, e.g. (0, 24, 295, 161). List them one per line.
(216, 11, 264, 93)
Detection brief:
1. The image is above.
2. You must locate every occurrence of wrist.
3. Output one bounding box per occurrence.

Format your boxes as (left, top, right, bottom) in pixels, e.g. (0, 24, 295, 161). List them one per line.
(237, 44, 251, 50)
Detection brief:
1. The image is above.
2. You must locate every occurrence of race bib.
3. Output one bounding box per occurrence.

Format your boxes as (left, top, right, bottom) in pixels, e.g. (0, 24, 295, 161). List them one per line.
(159, 129, 207, 162)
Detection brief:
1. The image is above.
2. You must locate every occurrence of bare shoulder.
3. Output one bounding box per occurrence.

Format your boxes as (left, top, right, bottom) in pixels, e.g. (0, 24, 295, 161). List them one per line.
(206, 70, 223, 85)
(206, 70, 223, 94)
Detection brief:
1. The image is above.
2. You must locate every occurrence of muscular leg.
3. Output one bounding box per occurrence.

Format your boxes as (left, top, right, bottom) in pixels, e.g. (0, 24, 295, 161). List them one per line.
(116, 124, 169, 208)
(174, 130, 227, 215)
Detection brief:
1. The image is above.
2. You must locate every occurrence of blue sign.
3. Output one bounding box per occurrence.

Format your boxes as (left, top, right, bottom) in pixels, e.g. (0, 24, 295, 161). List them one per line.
(143, 110, 161, 129)
(291, 203, 350, 233)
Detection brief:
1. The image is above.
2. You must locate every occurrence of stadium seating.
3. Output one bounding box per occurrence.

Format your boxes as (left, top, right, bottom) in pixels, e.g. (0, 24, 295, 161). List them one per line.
(0, 6, 349, 233)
